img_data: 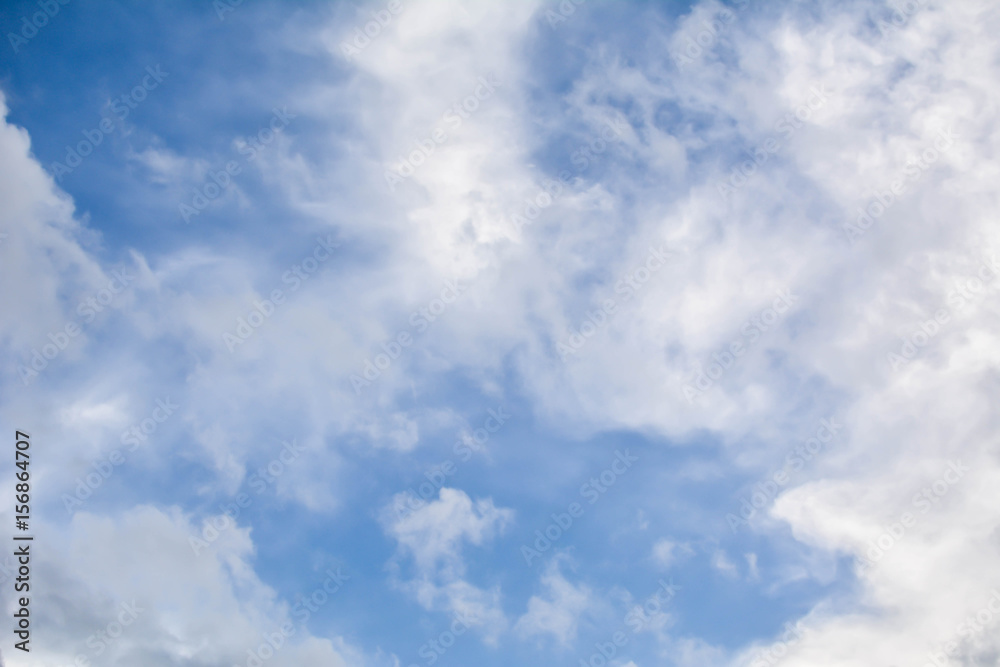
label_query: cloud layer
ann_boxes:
[2,0,999,665]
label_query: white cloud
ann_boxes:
[383,487,513,640]
[651,539,693,569]
[16,505,360,666]
[514,559,592,647]
[316,1,1000,660]
[0,92,109,364]
[3,0,1000,664]
[384,487,513,576]
[712,550,739,579]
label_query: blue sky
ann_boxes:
[1,0,999,666]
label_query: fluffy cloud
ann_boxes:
[514,558,593,647]
[0,92,112,376]
[3,0,999,664]
[18,506,359,666]
[383,487,513,640]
